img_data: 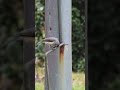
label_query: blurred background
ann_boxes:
[0,0,24,90]
[35,0,85,90]
[88,1,120,90]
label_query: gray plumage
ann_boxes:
[43,37,60,49]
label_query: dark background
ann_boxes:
[88,0,120,90]
[0,0,24,90]
[0,0,35,90]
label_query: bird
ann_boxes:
[43,37,60,49]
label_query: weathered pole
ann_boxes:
[58,0,72,90]
[45,0,72,90]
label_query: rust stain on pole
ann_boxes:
[60,45,64,62]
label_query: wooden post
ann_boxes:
[45,0,72,90]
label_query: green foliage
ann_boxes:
[72,4,85,72]
[74,59,85,73]
[35,0,85,72]
[35,0,45,61]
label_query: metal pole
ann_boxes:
[45,0,60,89]
[45,0,72,90]
[58,0,72,89]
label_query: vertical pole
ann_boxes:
[23,0,35,90]
[45,0,60,89]
[45,0,72,90]
[58,0,72,90]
